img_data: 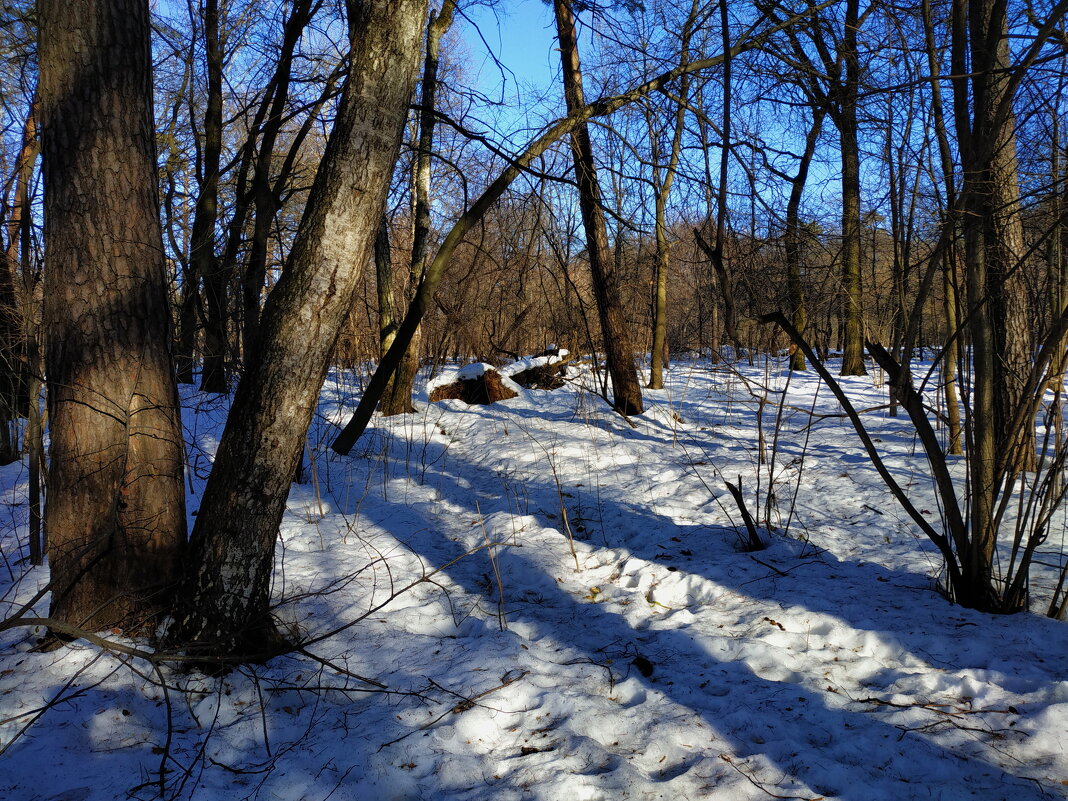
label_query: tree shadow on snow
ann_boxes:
[336,439,1058,801]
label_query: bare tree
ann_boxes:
[553,0,643,415]
[176,0,429,660]
[380,0,456,416]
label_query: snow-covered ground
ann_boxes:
[1,356,1067,801]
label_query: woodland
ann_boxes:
[1,0,1068,798]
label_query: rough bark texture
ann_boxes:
[553,0,643,416]
[177,0,427,660]
[39,0,187,632]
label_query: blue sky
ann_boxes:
[462,0,559,99]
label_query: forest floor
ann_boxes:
[1,356,1067,801]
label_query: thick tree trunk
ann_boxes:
[553,0,643,415]
[177,0,427,660]
[988,122,1033,472]
[39,0,187,632]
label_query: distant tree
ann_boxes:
[760,0,870,375]
[379,0,456,416]
[783,108,825,372]
[643,35,691,389]
[552,0,644,415]
[180,0,224,390]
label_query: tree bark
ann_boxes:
[380,0,455,416]
[952,0,1037,609]
[553,0,643,415]
[194,0,227,393]
[39,0,187,632]
[177,0,428,660]
[241,0,317,365]
[785,108,824,372]
[0,98,37,463]
[837,0,866,375]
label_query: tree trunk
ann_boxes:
[177,0,428,660]
[193,0,226,393]
[785,109,824,372]
[240,0,316,365]
[646,85,688,390]
[838,0,866,376]
[648,3,696,389]
[0,99,37,463]
[379,0,455,416]
[552,0,643,415]
[376,215,399,358]
[39,0,187,632]
[922,0,963,455]
[952,0,1032,609]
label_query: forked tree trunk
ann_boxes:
[553,0,643,415]
[646,81,688,390]
[240,0,316,365]
[177,0,428,660]
[647,2,696,390]
[39,0,187,632]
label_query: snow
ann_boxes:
[500,352,568,378]
[2,356,1068,800]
